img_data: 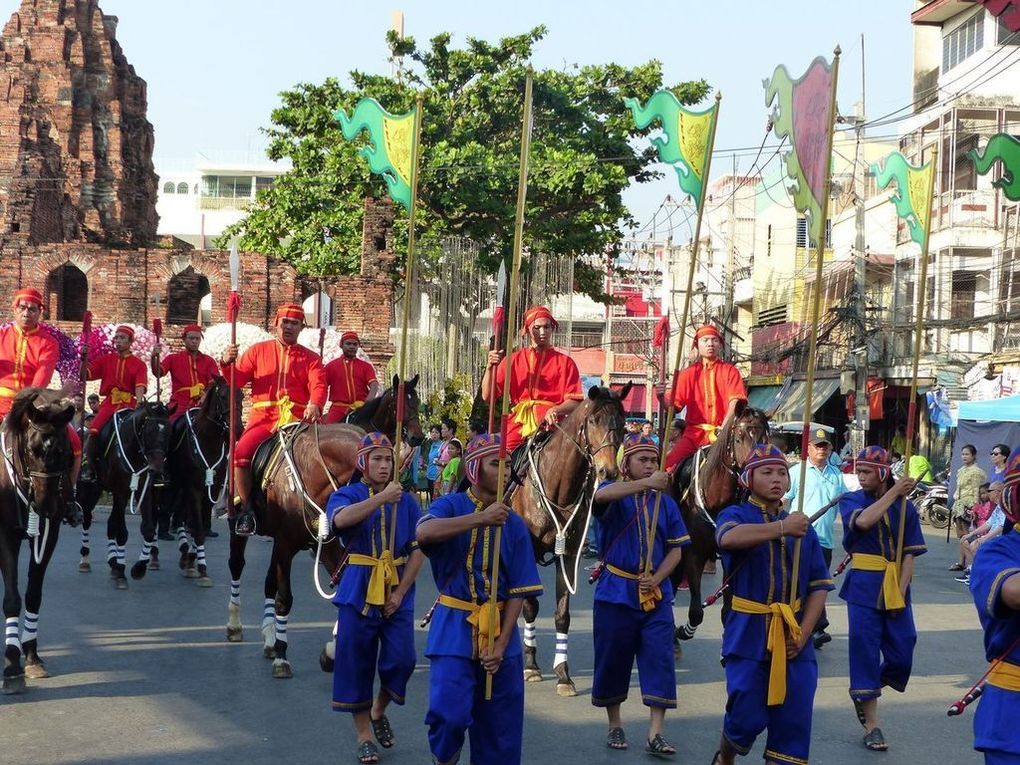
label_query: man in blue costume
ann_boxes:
[416,433,543,765]
[327,432,425,765]
[590,433,689,757]
[711,444,833,765]
[838,445,925,752]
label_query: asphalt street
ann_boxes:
[0,509,988,765]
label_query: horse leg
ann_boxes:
[271,547,294,679]
[78,482,98,573]
[22,519,61,679]
[676,553,705,643]
[225,524,248,643]
[551,565,577,697]
[0,528,25,694]
[130,492,158,580]
[261,545,279,658]
[190,488,212,587]
[522,596,543,682]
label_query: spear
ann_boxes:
[318,326,326,361]
[487,260,507,435]
[226,242,241,510]
[77,310,93,444]
[487,69,534,701]
[152,318,163,403]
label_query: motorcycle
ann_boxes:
[910,470,950,529]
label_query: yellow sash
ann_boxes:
[0,386,16,398]
[438,594,505,656]
[347,552,406,606]
[109,388,133,406]
[606,563,662,612]
[851,553,906,611]
[185,383,206,399]
[730,595,803,706]
[252,394,299,429]
[332,400,365,409]
[988,660,1020,692]
[693,423,720,443]
[510,398,555,439]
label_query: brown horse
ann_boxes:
[0,389,76,693]
[516,383,629,696]
[670,402,769,644]
[226,377,424,679]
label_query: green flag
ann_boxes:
[872,151,934,247]
[969,133,1020,201]
[335,98,418,211]
[625,90,716,207]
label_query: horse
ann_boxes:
[165,378,240,585]
[514,383,629,697]
[669,402,769,644]
[0,389,76,693]
[226,375,424,679]
[77,402,171,588]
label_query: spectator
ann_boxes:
[972,483,994,529]
[70,392,87,431]
[437,418,456,469]
[990,444,1010,482]
[950,444,987,572]
[907,453,933,482]
[467,420,485,442]
[956,482,1006,585]
[890,425,907,456]
[439,439,464,494]
[87,392,100,416]
[422,424,443,497]
[668,419,685,448]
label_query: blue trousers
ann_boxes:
[332,604,416,712]
[847,602,916,700]
[723,656,817,765]
[591,599,677,708]
[975,684,1020,759]
[425,653,524,765]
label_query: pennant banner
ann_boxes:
[764,56,836,247]
[334,97,417,211]
[625,90,716,206]
[968,133,1020,201]
[872,151,934,246]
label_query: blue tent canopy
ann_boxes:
[958,394,1020,423]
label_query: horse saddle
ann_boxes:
[675,446,709,506]
[509,429,552,487]
[99,410,135,459]
[251,423,309,492]
[168,410,198,451]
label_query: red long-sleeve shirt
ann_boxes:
[225,339,327,430]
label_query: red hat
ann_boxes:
[857,445,892,482]
[340,331,360,345]
[738,444,790,489]
[464,434,501,484]
[114,324,135,341]
[182,323,204,339]
[620,433,659,478]
[11,287,44,310]
[355,432,393,473]
[521,305,558,336]
[692,324,722,348]
[275,303,305,325]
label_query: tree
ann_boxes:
[220,26,709,300]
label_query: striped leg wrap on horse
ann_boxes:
[263,599,275,623]
[117,546,126,567]
[229,580,241,606]
[106,540,117,563]
[275,614,288,645]
[4,617,20,649]
[554,632,568,668]
[196,546,207,568]
[20,612,38,644]
[523,621,537,649]
[80,528,90,547]
[140,540,152,562]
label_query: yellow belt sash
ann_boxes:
[438,594,505,656]
[693,422,721,443]
[332,400,365,409]
[183,383,206,399]
[511,398,555,439]
[605,563,662,612]
[730,595,803,706]
[109,388,134,406]
[851,553,906,611]
[0,386,16,398]
[988,660,1020,692]
[252,394,299,428]
[347,552,406,606]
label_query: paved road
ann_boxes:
[0,510,988,764]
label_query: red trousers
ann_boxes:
[88,402,134,436]
[324,403,353,424]
[665,426,714,472]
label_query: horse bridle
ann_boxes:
[2,422,70,511]
[723,419,770,477]
[553,400,623,466]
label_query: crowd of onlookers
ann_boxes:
[949,442,1011,585]
[401,418,488,504]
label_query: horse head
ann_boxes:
[729,402,770,470]
[577,382,630,482]
[5,389,75,523]
[350,375,423,446]
[395,374,424,446]
[201,376,242,434]
[134,402,171,478]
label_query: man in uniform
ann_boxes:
[660,324,747,473]
[151,323,219,420]
[81,325,148,482]
[324,331,380,423]
[480,305,583,454]
[219,303,326,536]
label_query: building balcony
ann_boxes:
[199,195,255,211]
[898,188,998,243]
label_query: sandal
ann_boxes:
[948,563,964,571]
[607,727,628,750]
[852,697,867,728]
[863,727,888,752]
[357,740,380,764]
[710,752,722,765]
[646,734,677,758]
[370,714,394,748]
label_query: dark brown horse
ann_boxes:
[226,376,424,679]
[0,389,76,693]
[670,402,769,644]
[516,384,628,696]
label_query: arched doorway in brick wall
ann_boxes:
[167,266,212,326]
[43,262,89,321]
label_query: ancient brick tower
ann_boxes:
[0,0,158,246]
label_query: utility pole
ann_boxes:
[852,33,869,454]
[723,154,737,360]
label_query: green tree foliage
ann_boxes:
[220,26,709,299]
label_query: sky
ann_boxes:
[94,0,915,235]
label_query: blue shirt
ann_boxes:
[838,488,927,608]
[593,482,690,609]
[784,460,844,549]
[418,491,543,659]
[990,506,1007,532]
[326,482,421,616]
[971,529,1020,664]
[716,499,834,663]
[426,440,444,481]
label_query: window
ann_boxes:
[167,266,211,325]
[201,175,253,198]
[176,182,189,195]
[44,263,88,321]
[795,217,832,249]
[998,16,1020,45]
[758,305,788,327]
[951,271,977,320]
[943,10,985,72]
[162,181,175,194]
[256,176,275,194]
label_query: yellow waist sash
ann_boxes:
[730,595,803,706]
[605,563,662,612]
[0,386,17,398]
[511,398,555,439]
[851,553,906,612]
[988,660,1020,692]
[109,388,134,406]
[693,423,721,443]
[347,551,406,606]
[331,400,365,409]
[252,394,299,428]
[438,594,505,656]
[183,383,206,399]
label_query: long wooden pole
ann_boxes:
[486,69,533,701]
[896,144,938,576]
[790,47,841,605]
[645,92,722,574]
